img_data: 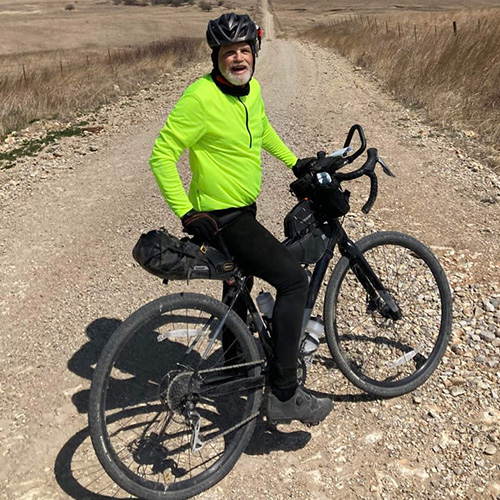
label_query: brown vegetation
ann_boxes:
[302,9,500,167]
[0,38,206,138]
[198,1,213,11]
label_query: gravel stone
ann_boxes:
[1,4,500,499]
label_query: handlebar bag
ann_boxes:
[290,176,350,219]
[314,179,350,218]
[132,230,235,281]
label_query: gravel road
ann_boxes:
[1,2,499,499]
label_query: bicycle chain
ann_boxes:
[188,359,265,450]
[198,359,265,374]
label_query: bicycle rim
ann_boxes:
[89,294,263,500]
[325,232,452,397]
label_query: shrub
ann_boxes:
[198,1,212,11]
[217,0,223,5]
[64,3,75,11]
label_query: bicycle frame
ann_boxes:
[219,217,403,360]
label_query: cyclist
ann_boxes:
[256,24,263,50]
[150,13,333,425]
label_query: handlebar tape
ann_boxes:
[362,172,378,214]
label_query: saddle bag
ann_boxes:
[132,230,235,281]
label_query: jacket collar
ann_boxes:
[210,68,250,97]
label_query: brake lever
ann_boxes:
[377,156,395,177]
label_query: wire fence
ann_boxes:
[0,40,200,83]
[330,14,493,41]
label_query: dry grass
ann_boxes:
[0,38,206,138]
[302,9,500,166]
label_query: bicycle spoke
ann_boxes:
[326,234,450,396]
[90,295,263,498]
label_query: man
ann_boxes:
[150,13,332,424]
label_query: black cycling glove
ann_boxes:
[292,157,316,178]
[181,210,219,244]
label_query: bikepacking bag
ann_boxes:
[132,230,235,281]
[283,200,330,264]
[289,175,350,219]
[314,178,350,218]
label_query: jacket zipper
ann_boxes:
[238,97,253,148]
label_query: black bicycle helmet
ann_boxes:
[206,13,258,50]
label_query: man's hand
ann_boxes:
[181,210,219,244]
[292,157,316,178]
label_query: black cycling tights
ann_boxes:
[216,209,309,392]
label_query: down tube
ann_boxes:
[301,237,338,332]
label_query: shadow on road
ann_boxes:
[54,423,133,500]
[68,317,122,414]
[58,313,382,498]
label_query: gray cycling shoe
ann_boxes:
[266,387,333,425]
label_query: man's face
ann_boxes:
[218,42,253,86]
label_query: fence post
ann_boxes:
[453,21,457,36]
[108,47,112,65]
[477,19,481,32]
[398,22,402,38]
[86,55,90,67]
[60,59,63,77]
[22,64,27,84]
[386,21,389,35]
[414,24,417,41]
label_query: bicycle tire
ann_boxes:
[324,231,452,398]
[89,293,263,500]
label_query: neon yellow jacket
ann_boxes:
[150,75,297,217]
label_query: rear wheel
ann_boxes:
[89,293,263,500]
[324,231,452,397]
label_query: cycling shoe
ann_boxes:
[266,386,333,425]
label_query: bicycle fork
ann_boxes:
[339,237,402,321]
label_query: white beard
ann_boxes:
[221,66,252,86]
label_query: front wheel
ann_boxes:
[324,231,452,398]
[89,293,263,500]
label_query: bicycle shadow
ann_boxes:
[56,315,381,499]
[68,317,122,414]
[54,420,134,500]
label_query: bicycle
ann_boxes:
[88,125,452,500]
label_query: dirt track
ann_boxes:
[1,1,500,499]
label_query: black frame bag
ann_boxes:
[283,200,330,264]
[132,230,235,281]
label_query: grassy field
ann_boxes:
[272,0,500,170]
[0,0,259,139]
[272,0,500,33]
[0,0,258,55]
[2,0,500,169]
